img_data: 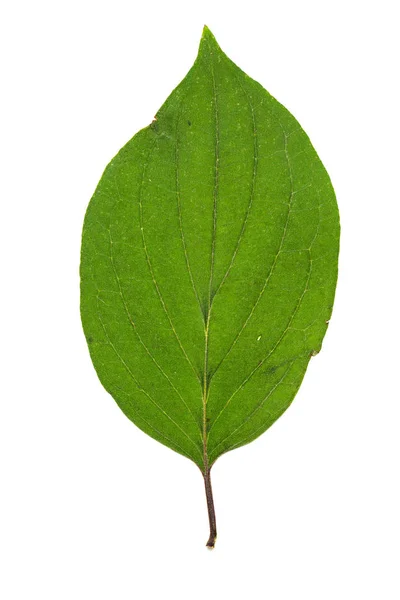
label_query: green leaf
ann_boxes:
[80,26,339,547]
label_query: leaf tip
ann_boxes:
[201,24,213,37]
[198,25,220,55]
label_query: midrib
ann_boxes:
[203,41,219,472]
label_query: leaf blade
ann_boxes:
[80,26,339,472]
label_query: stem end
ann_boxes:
[203,467,217,549]
[206,535,216,549]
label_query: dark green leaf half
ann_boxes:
[80,27,339,474]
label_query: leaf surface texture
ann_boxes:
[80,27,340,470]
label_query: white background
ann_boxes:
[1,0,399,598]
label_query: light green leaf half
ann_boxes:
[80,26,339,546]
